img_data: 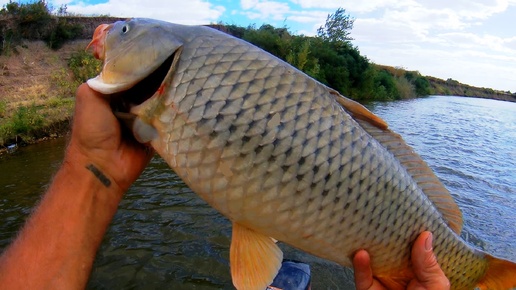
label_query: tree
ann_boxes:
[317,8,354,45]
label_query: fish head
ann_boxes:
[87,18,183,95]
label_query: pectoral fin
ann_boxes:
[132,117,158,144]
[230,222,283,290]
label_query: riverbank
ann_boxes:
[1,14,514,150]
[0,120,69,156]
[0,39,97,151]
[1,38,514,152]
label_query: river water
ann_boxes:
[0,96,514,289]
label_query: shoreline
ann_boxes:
[1,93,513,157]
[0,119,70,156]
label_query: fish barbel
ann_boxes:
[86,18,516,290]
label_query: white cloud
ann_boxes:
[65,0,225,25]
[239,0,291,21]
[292,0,412,12]
[437,32,516,56]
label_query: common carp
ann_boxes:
[86,18,516,290]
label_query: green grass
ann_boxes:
[0,101,6,118]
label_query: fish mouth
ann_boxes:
[110,51,176,113]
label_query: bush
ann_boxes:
[11,104,44,135]
[0,104,45,144]
[395,76,416,99]
[0,0,83,53]
[45,18,83,49]
[68,50,102,82]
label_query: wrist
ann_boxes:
[63,142,125,199]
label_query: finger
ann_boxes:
[411,232,450,290]
[353,250,386,290]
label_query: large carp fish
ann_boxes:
[85,18,516,289]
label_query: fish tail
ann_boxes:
[477,254,516,290]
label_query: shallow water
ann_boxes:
[0,96,514,289]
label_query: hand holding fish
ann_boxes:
[67,83,154,192]
[353,231,450,290]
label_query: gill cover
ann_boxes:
[87,18,183,94]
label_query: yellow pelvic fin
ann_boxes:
[230,222,283,290]
[355,119,463,234]
[329,89,388,130]
[478,254,516,290]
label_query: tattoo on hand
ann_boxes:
[86,164,111,187]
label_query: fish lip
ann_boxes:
[110,50,177,114]
[86,24,112,60]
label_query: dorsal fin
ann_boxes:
[329,90,463,234]
[329,89,388,130]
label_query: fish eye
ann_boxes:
[122,24,130,34]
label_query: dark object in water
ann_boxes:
[267,260,311,290]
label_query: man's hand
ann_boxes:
[353,231,450,290]
[67,83,153,192]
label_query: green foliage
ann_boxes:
[395,76,416,99]
[45,18,83,49]
[51,68,77,98]
[242,24,291,60]
[404,71,430,96]
[49,50,101,99]
[372,69,399,100]
[286,37,320,79]
[11,104,43,134]
[0,101,6,118]
[68,50,102,82]
[46,96,73,108]
[413,77,430,96]
[0,104,45,144]
[223,23,247,39]
[317,8,354,45]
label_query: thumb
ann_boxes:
[410,232,450,289]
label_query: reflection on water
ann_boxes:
[0,96,514,289]
[0,138,66,246]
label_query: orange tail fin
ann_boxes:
[477,254,516,290]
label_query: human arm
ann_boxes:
[353,231,450,290]
[0,84,153,289]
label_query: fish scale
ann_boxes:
[87,19,516,290]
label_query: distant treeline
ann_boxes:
[212,10,515,102]
[212,9,434,102]
[1,1,514,102]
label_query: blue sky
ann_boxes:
[4,0,516,92]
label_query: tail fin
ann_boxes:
[477,254,516,290]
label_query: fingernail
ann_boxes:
[425,233,433,251]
